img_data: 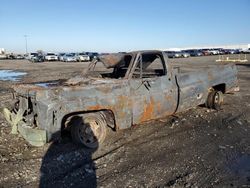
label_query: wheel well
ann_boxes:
[212,84,226,93]
[61,110,116,132]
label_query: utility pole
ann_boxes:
[24,35,28,54]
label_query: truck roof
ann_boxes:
[99,50,164,68]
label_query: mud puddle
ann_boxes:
[0,70,27,81]
[34,80,62,88]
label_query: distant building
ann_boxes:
[161,43,250,51]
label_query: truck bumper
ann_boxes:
[2,108,47,147]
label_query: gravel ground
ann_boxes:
[0,54,250,188]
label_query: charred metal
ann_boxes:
[2,50,239,147]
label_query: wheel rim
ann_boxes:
[213,91,223,110]
[214,93,220,104]
[79,117,103,146]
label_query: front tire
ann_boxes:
[70,113,107,148]
[206,90,223,110]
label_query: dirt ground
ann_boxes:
[0,54,250,188]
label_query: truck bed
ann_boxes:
[171,61,234,73]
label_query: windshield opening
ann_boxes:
[85,54,133,79]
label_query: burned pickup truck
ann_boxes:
[2,50,239,148]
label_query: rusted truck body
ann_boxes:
[2,50,239,147]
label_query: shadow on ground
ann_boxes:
[236,63,250,68]
[39,125,98,188]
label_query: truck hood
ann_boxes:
[13,77,125,96]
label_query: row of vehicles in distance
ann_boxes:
[1,48,250,61]
[28,52,99,62]
[165,48,250,58]
[0,53,26,60]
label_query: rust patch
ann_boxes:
[165,94,173,101]
[140,97,155,122]
[88,105,107,111]
[115,95,129,119]
[85,95,131,130]
[156,102,161,114]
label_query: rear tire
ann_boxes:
[70,113,107,148]
[206,90,223,110]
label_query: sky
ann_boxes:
[0,0,250,53]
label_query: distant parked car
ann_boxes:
[29,54,44,63]
[58,53,65,61]
[8,54,15,59]
[240,48,250,54]
[63,53,77,62]
[164,51,181,58]
[174,51,183,58]
[29,53,38,58]
[76,53,90,62]
[15,54,25,59]
[26,53,39,60]
[232,49,240,54]
[44,53,58,61]
[217,48,226,55]
[164,51,174,58]
[180,51,190,58]
[0,54,7,59]
[215,48,226,55]
[200,49,218,55]
[201,49,211,56]
[32,55,44,63]
[8,54,25,59]
[226,49,234,54]
[184,50,203,57]
[208,49,220,55]
[86,52,99,60]
[224,49,240,54]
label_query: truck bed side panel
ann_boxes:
[176,64,238,112]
